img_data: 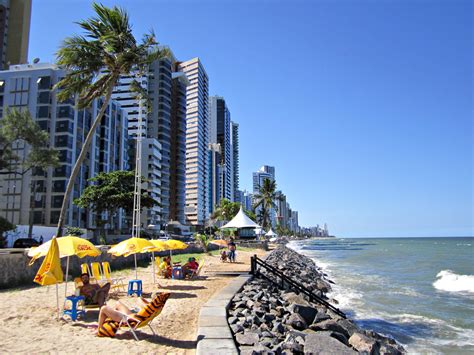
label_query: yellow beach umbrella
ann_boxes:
[164,239,188,251]
[150,239,167,251]
[28,236,101,261]
[162,239,188,264]
[33,237,63,319]
[209,239,228,248]
[108,237,155,279]
[28,236,101,299]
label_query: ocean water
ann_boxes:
[288,237,474,354]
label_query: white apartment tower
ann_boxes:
[179,58,209,227]
[0,63,129,229]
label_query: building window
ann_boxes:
[37,76,51,90]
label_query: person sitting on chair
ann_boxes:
[182,257,199,278]
[79,273,110,308]
[220,250,228,262]
[159,256,172,278]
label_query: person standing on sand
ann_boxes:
[228,240,236,262]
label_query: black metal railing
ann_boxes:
[250,255,346,318]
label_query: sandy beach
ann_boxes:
[0,249,265,354]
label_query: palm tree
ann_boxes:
[253,178,279,229]
[54,2,169,238]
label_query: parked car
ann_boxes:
[13,238,40,248]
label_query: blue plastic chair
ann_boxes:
[128,280,143,296]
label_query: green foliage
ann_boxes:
[74,170,158,231]
[212,199,256,223]
[0,108,59,174]
[253,178,280,229]
[53,2,169,238]
[64,226,84,237]
[275,224,291,237]
[194,233,210,253]
[55,2,169,108]
[0,216,15,248]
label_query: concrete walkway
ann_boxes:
[196,274,252,354]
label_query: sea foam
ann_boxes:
[433,270,474,294]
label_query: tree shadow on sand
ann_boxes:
[169,291,197,299]
[159,285,206,291]
[115,332,197,348]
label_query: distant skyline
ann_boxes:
[27,0,472,237]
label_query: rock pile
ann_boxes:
[228,246,405,354]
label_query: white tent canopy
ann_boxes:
[265,228,277,237]
[221,207,261,229]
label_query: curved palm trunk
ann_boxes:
[55,81,116,238]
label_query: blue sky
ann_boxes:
[28,0,472,237]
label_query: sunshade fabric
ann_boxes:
[33,237,63,286]
[149,239,167,252]
[163,239,188,250]
[28,236,101,263]
[265,229,277,237]
[108,237,155,257]
[221,207,261,229]
[209,239,229,247]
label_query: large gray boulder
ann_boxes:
[287,313,308,331]
[289,303,319,324]
[235,331,259,346]
[310,319,351,338]
[349,332,380,354]
[304,332,357,354]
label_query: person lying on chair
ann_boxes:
[96,293,171,339]
[98,298,148,329]
[79,273,110,308]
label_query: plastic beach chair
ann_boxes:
[190,261,204,279]
[102,261,126,292]
[80,263,98,284]
[91,262,109,286]
[97,293,171,340]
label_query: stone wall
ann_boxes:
[0,242,214,289]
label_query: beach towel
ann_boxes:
[97,292,170,338]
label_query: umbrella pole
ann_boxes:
[134,253,138,280]
[64,255,70,300]
[56,283,60,320]
[152,251,156,285]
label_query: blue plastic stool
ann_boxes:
[128,279,143,296]
[172,266,183,280]
[63,295,86,321]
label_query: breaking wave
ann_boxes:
[433,270,474,294]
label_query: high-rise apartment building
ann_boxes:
[111,52,188,228]
[252,165,275,193]
[0,0,31,69]
[179,58,209,227]
[231,121,239,202]
[209,96,232,202]
[237,190,253,212]
[0,63,129,230]
[252,165,277,227]
[207,143,222,216]
[169,63,188,224]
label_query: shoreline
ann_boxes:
[227,245,406,354]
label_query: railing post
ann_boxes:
[250,255,256,275]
